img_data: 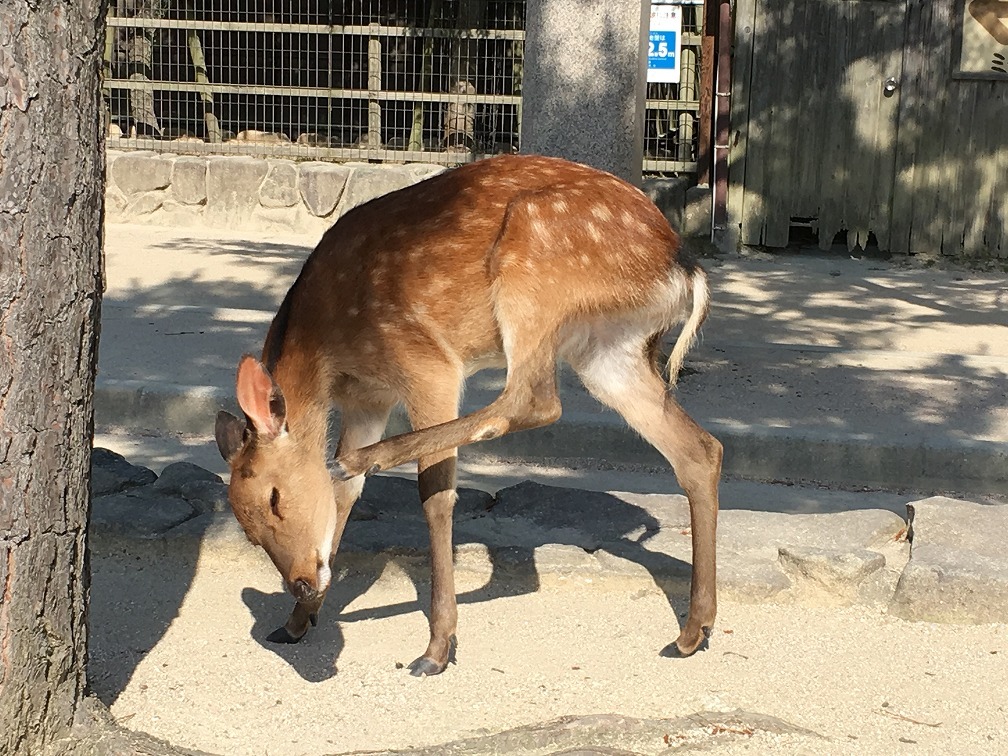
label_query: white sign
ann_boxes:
[648,4,683,84]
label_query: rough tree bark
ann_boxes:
[0,0,107,752]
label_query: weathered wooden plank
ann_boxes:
[973,81,1008,257]
[938,77,975,256]
[761,0,799,248]
[911,0,954,255]
[738,0,770,246]
[993,83,1008,257]
[733,0,1008,260]
[860,1,903,252]
[815,0,850,249]
[843,1,876,251]
[794,0,829,221]
[955,82,984,257]
[726,0,758,249]
[889,0,928,255]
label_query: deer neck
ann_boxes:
[266,327,331,457]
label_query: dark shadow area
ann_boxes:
[87,541,202,705]
[240,587,350,683]
[236,476,695,678]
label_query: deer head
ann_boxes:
[215,355,338,604]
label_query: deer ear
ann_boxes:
[235,355,287,440]
[215,410,247,463]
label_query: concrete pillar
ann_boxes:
[519,0,649,185]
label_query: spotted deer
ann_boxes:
[215,154,722,676]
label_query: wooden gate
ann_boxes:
[728,0,905,250]
[726,0,1008,258]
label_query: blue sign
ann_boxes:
[648,30,678,72]
[648,4,682,83]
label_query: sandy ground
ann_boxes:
[88,544,1008,755]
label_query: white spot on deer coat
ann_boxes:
[591,205,613,222]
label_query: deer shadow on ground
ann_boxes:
[241,476,696,682]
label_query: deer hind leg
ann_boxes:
[569,329,722,657]
[268,400,393,645]
[399,374,464,676]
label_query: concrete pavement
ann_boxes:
[88,221,1008,754]
[97,222,1008,497]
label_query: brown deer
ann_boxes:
[215,154,722,676]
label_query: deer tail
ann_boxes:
[666,266,710,386]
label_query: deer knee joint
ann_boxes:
[475,424,503,441]
[519,393,562,430]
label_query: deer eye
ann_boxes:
[269,488,281,519]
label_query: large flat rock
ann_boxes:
[890,497,1008,623]
[92,489,196,539]
[469,482,906,604]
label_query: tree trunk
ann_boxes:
[0,0,108,752]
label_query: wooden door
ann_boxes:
[728,0,906,250]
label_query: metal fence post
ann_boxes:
[367,26,382,150]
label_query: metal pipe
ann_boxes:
[713,0,732,235]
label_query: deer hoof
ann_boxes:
[407,656,447,677]
[660,626,712,658]
[407,636,457,677]
[266,626,305,645]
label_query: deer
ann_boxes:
[214,153,723,676]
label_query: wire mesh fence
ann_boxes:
[102,1,701,174]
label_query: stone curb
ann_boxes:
[94,379,1008,496]
[88,448,1008,624]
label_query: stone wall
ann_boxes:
[105,150,708,238]
[105,150,447,235]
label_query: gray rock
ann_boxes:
[91,448,157,495]
[340,165,416,213]
[684,185,712,238]
[124,192,165,217]
[259,162,299,208]
[519,0,647,183]
[717,557,792,602]
[91,490,195,538]
[340,518,431,556]
[110,152,173,195]
[179,478,230,514]
[778,546,885,598]
[491,481,669,551]
[643,176,688,229]
[717,508,906,561]
[164,511,249,550]
[408,164,446,183]
[890,497,1008,623]
[353,474,493,522]
[298,162,350,217]
[206,156,269,224]
[152,461,222,495]
[532,543,601,577]
[170,157,208,205]
[370,711,823,755]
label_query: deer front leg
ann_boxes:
[267,593,326,644]
[334,355,561,480]
[395,375,463,676]
[409,452,459,676]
